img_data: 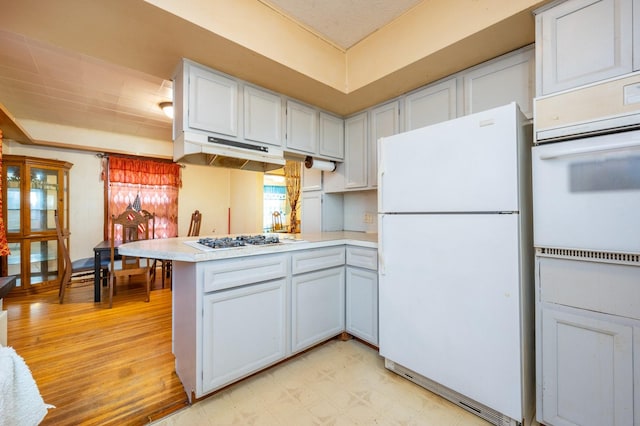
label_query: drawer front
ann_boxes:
[291,246,345,275]
[346,246,377,270]
[538,256,640,320]
[203,254,288,292]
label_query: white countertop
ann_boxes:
[117,231,378,262]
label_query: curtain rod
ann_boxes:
[96,152,186,168]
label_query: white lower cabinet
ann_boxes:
[202,278,287,393]
[345,246,378,346]
[536,256,640,426]
[345,267,377,345]
[173,244,380,401]
[539,306,634,426]
[291,266,345,353]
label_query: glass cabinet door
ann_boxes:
[2,156,72,294]
[30,167,59,233]
[6,164,21,234]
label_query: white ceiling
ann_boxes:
[0,1,423,144]
[259,0,423,50]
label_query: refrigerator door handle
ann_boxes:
[378,215,385,276]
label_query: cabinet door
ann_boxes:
[345,266,378,345]
[635,0,640,71]
[301,192,322,234]
[404,78,457,131]
[539,306,633,426]
[244,85,282,146]
[463,46,534,119]
[369,101,399,188]
[188,64,239,137]
[301,192,344,233]
[536,0,634,95]
[202,279,287,393]
[344,112,368,189]
[286,100,317,154]
[291,266,345,353]
[318,112,344,160]
[302,166,322,192]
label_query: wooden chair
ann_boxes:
[141,209,172,289]
[55,210,107,303]
[108,208,152,308]
[54,210,72,304]
[188,210,202,237]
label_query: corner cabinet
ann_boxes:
[345,246,378,346]
[2,156,72,294]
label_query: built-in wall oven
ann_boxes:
[532,72,640,426]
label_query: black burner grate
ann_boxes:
[198,235,280,249]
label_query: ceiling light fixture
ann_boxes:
[159,101,174,119]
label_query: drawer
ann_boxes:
[291,246,345,275]
[346,246,377,270]
[203,254,288,292]
[538,256,640,320]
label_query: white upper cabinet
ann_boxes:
[344,112,368,189]
[243,85,282,147]
[318,112,344,160]
[635,0,640,71]
[286,100,318,155]
[536,0,635,95]
[404,78,457,131]
[187,62,239,137]
[302,166,322,192]
[369,101,399,188]
[464,46,535,119]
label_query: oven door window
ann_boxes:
[570,156,640,192]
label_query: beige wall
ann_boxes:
[229,169,265,234]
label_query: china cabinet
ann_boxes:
[2,155,72,294]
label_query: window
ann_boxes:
[103,155,181,239]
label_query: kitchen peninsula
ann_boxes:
[118,232,378,402]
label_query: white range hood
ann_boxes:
[174,131,286,172]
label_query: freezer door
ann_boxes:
[378,103,526,213]
[379,213,525,420]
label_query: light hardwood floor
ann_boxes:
[5,273,188,425]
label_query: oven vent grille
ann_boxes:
[537,247,640,265]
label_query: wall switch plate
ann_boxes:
[623,83,640,105]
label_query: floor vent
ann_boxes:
[536,247,640,265]
[384,359,520,426]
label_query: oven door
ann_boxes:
[532,129,640,254]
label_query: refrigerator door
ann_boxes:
[379,213,524,420]
[378,103,525,214]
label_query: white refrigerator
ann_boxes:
[378,103,535,426]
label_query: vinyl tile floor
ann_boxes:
[153,338,493,426]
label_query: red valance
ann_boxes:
[108,156,182,188]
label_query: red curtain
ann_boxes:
[0,130,10,256]
[106,156,181,239]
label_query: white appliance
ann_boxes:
[532,80,640,426]
[534,71,640,143]
[378,103,534,426]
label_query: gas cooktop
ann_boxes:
[197,234,280,249]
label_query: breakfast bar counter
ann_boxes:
[117,231,378,402]
[116,231,377,261]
